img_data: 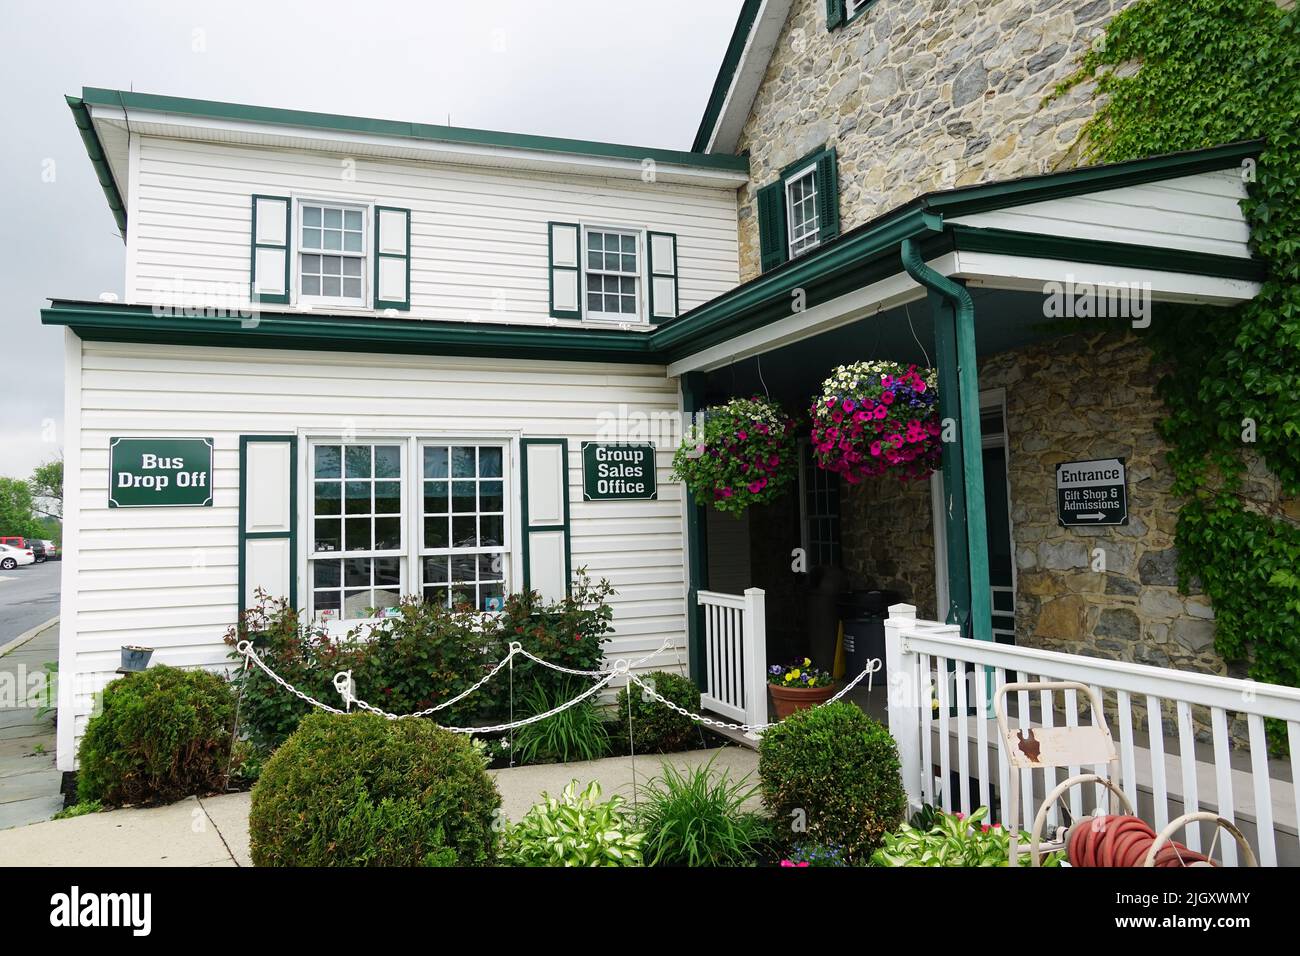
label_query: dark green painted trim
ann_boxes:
[81,87,749,174]
[42,300,661,363]
[949,225,1266,282]
[520,438,572,599]
[66,96,127,237]
[548,222,582,320]
[238,435,299,616]
[842,0,880,27]
[373,205,412,311]
[250,195,291,306]
[681,371,710,691]
[928,287,971,630]
[691,0,764,153]
[826,0,846,30]
[647,231,679,320]
[901,239,991,644]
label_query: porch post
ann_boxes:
[681,371,710,689]
[930,284,992,643]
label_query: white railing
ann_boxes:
[884,604,1300,866]
[697,588,767,729]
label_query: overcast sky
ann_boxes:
[0,0,742,482]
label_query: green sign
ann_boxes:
[109,438,214,508]
[581,442,657,501]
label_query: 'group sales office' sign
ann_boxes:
[581,442,657,500]
[109,438,214,508]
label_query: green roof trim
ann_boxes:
[691,0,764,153]
[67,96,127,237]
[42,300,669,364]
[79,87,750,174]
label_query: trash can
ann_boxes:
[837,589,900,684]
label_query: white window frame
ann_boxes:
[416,439,512,612]
[784,164,820,260]
[294,197,370,309]
[581,224,647,324]
[302,433,518,637]
[846,0,875,20]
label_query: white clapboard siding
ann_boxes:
[61,339,688,761]
[129,136,738,321]
[950,170,1253,259]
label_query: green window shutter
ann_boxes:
[647,232,679,320]
[548,222,581,319]
[757,181,788,273]
[826,0,847,30]
[239,435,298,614]
[815,147,841,242]
[373,206,411,310]
[250,195,290,305]
[521,438,571,601]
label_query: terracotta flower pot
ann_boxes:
[769,682,838,720]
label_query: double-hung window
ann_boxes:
[309,442,404,622]
[307,438,512,625]
[785,164,821,259]
[584,227,642,321]
[419,443,508,610]
[756,146,840,273]
[298,201,367,306]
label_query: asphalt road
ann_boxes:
[0,560,60,645]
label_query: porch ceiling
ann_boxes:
[662,140,1266,377]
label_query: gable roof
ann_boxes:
[692,0,793,153]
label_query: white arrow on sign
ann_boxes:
[1075,512,1107,520]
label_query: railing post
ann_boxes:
[743,588,767,730]
[885,603,923,812]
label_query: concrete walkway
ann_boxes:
[0,745,758,866]
[0,619,62,830]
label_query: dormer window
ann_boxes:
[298,201,367,305]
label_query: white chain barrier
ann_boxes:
[234,638,885,736]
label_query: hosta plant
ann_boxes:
[810,361,941,484]
[672,396,797,515]
[870,806,1064,867]
[502,780,645,867]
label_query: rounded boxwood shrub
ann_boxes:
[616,670,701,754]
[250,711,501,866]
[758,701,907,863]
[77,665,235,806]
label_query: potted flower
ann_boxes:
[767,658,837,719]
[671,396,797,516]
[809,361,941,484]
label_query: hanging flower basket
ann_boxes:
[809,361,941,484]
[672,396,797,515]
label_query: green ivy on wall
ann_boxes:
[1054,0,1300,700]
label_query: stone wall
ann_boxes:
[841,475,938,620]
[735,0,1138,281]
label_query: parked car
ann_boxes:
[0,536,31,549]
[39,539,59,560]
[28,540,47,563]
[0,543,35,570]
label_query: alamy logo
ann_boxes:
[49,886,151,937]
[1042,274,1152,328]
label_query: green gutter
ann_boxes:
[691,0,763,153]
[900,238,991,645]
[67,96,127,237]
[80,87,750,174]
[42,301,666,364]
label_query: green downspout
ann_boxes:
[900,238,992,643]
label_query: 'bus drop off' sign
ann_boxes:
[109,438,214,508]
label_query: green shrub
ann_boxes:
[634,757,772,866]
[249,711,500,866]
[502,780,644,867]
[616,670,701,754]
[870,806,1064,867]
[512,680,610,764]
[758,701,906,864]
[76,665,235,806]
[227,573,616,748]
